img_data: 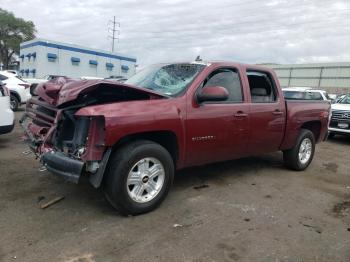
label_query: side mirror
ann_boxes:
[197,86,229,103]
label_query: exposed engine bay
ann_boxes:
[20,77,167,185]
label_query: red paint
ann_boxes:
[23,62,330,172]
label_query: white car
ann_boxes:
[282,87,331,101]
[0,81,15,135]
[0,71,31,110]
[329,93,350,137]
[4,70,19,76]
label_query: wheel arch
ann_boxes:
[112,130,179,165]
[10,90,21,103]
[89,130,180,189]
[300,121,321,142]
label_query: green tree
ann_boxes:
[0,8,36,69]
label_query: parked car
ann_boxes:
[4,70,19,76]
[80,76,104,80]
[0,81,15,135]
[105,75,128,83]
[21,62,330,215]
[328,93,350,138]
[0,71,31,110]
[335,94,346,103]
[282,87,331,102]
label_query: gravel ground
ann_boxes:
[0,111,349,262]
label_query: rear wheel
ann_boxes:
[103,140,174,215]
[10,94,19,111]
[283,129,315,171]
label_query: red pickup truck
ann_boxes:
[21,62,330,215]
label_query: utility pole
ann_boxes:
[108,16,120,53]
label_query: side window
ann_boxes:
[0,74,8,81]
[203,69,243,102]
[311,92,323,100]
[247,71,277,103]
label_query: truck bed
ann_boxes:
[281,100,330,150]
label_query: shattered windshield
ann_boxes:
[125,63,206,96]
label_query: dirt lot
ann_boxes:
[1,111,350,262]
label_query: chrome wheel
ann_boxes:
[298,138,312,165]
[126,157,165,203]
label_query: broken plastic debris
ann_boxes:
[173,224,183,228]
[40,196,65,209]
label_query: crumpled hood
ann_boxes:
[331,103,350,111]
[36,78,168,107]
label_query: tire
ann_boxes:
[103,140,174,216]
[10,94,19,111]
[283,129,315,171]
[327,132,335,139]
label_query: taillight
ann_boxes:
[19,83,30,89]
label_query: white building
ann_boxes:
[19,38,136,79]
[263,62,350,93]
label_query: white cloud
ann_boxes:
[1,0,350,66]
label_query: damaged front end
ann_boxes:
[20,98,108,185]
[20,78,167,186]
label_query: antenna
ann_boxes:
[108,16,120,53]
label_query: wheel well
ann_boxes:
[114,131,179,164]
[10,91,21,103]
[301,121,321,141]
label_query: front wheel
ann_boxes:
[283,129,315,171]
[103,140,174,215]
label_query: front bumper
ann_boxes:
[41,151,84,183]
[328,127,350,135]
[0,121,15,135]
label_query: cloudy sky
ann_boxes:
[2,0,350,66]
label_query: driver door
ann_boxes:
[185,68,250,166]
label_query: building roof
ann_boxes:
[20,38,136,63]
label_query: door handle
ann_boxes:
[234,111,248,118]
[272,110,283,115]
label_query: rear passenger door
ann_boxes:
[245,70,286,154]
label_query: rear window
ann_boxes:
[247,71,277,103]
